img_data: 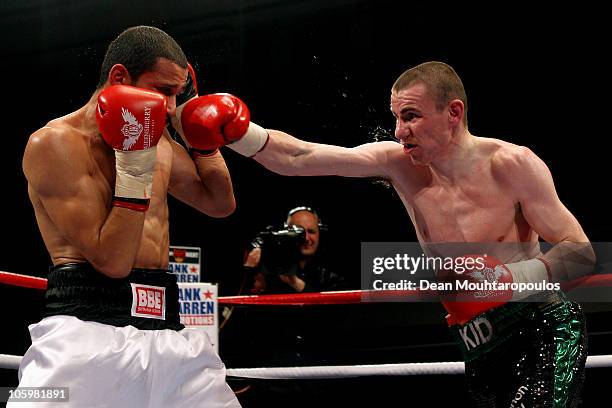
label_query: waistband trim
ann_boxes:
[45,262,183,331]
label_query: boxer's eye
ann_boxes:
[402,113,417,122]
[156,87,174,96]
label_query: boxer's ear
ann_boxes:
[448,99,464,126]
[108,64,132,85]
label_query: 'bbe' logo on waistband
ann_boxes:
[130,283,166,320]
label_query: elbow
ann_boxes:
[575,242,596,278]
[106,268,132,279]
[97,266,132,279]
[584,242,596,269]
[92,259,132,279]
[210,203,236,218]
[559,239,596,280]
[572,237,596,268]
[205,197,237,218]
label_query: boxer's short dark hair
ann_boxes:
[97,26,188,88]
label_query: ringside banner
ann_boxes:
[178,283,218,353]
[169,246,201,283]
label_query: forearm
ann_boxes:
[279,273,306,292]
[89,208,146,278]
[505,150,594,282]
[504,240,595,300]
[253,129,387,178]
[540,239,595,282]
[192,152,236,217]
[253,129,316,176]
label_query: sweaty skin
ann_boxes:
[23,58,235,277]
[252,83,590,280]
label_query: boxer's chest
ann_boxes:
[407,179,519,243]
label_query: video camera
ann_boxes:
[251,225,306,275]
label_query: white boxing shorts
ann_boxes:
[9,315,241,408]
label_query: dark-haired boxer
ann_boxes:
[210,61,594,407]
[17,26,248,407]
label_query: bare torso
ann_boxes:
[28,109,173,269]
[387,137,539,259]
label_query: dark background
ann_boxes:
[0,1,610,406]
[2,0,609,284]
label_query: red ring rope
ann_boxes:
[0,271,48,290]
[2,270,612,306]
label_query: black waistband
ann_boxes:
[45,262,183,330]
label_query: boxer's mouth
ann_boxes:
[404,143,418,153]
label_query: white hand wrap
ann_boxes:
[226,121,269,157]
[506,258,550,300]
[114,147,157,200]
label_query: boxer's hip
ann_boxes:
[44,262,183,330]
[451,293,587,407]
[449,291,584,361]
[14,315,240,407]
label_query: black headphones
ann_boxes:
[284,206,327,231]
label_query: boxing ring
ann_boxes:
[2,270,612,382]
[2,352,611,378]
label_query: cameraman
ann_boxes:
[244,206,347,294]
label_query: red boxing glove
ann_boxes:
[179,93,250,151]
[439,255,513,326]
[96,85,167,211]
[96,85,167,151]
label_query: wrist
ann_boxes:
[293,277,306,292]
[189,147,219,159]
[114,147,157,201]
[281,274,305,292]
[226,121,269,157]
[536,257,553,281]
[506,258,550,285]
[506,258,550,301]
[112,196,150,212]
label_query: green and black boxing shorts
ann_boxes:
[449,292,587,407]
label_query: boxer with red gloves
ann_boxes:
[224,61,591,407]
[19,26,240,408]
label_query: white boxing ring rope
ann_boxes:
[227,361,468,378]
[2,354,612,379]
[0,354,21,371]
